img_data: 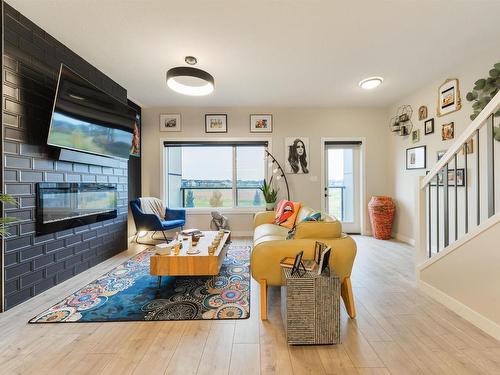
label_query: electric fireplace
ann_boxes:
[36,183,117,235]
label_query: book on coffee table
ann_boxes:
[181,229,203,236]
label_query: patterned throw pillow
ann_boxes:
[274,199,302,229]
[301,212,322,222]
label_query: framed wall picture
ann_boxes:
[285,137,309,174]
[437,79,462,117]
[461,138,474,154]
[411,129,420,143]
[159,114,181,132]
[418,105,428,120]
[440,168,466,186]
[406,145,426,170]
[205,114,227,133]
[250,114,272,133]
[437,150,447,161]
[130,111,141,157]
[431,168,466,187]
[424,118,434,135]
[442,122,455,141]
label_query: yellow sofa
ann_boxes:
[251,206,357,320]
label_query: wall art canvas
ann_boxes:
[406,146,426,170]
[437,79,462,117]
[160,114,181,132]
[285,137,309,174]
[250,114,272,133]
[205,114,227,133]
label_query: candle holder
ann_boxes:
[173,243,180,255]
[208,245,215,255]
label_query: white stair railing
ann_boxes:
[417,91,500,262]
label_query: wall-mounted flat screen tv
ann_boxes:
[47,64,136,159]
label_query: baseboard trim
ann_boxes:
[419,279,500,341]
[394,232,415,246]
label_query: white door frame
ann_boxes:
[320,137,367,235]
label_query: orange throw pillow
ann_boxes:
[274,200,302,229]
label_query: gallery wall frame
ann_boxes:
[406,145,426,170]
[437,79,462,117]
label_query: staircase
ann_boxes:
[415,91,500,340]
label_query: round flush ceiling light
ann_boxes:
[358,76,384,90]
[166,65,214,96]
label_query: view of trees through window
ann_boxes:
[166,145,265,208]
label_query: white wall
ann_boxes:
[419,215,500,340]
[388,52,500,243]
[141,107,391,234]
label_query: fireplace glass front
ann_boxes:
[36,183,117,235]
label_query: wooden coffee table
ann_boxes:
[150,231,231,287]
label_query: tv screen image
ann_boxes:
[47,65,136,159]
[50,111,133,159]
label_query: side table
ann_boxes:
[280,266,340,345]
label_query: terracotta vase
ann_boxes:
[368,196,395,240]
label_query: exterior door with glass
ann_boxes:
[324,142,361,234]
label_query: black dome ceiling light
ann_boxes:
[166,56,214,96]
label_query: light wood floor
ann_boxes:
[0,236,499,375]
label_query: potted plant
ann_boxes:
[0,193,17,238]
[259,178,279,211]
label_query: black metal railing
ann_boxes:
[327,185,346,221]
[421,92,499,259]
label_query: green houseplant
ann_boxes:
[466,62,500,121]
[0,193,17,238]
[259,178,279,211]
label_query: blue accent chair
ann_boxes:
[130,199,186,243]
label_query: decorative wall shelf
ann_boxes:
[390,105,413,136]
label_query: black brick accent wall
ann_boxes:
[2,3,129,310]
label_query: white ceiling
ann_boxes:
[7,0,500,108]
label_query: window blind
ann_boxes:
[163,140,268,147]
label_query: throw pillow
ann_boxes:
[301,212,322,222]
[274,199,302,229]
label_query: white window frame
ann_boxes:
[160,137,272,214]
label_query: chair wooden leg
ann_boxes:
[260,279,268,320]
[341,277,356,318]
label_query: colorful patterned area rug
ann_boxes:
[29,244,251,323]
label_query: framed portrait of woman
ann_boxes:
[285,137,309,174]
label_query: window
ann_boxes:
[165,142,267,209]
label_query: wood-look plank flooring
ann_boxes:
[0,236,499,374]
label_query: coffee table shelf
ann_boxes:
[150,231,230,282]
